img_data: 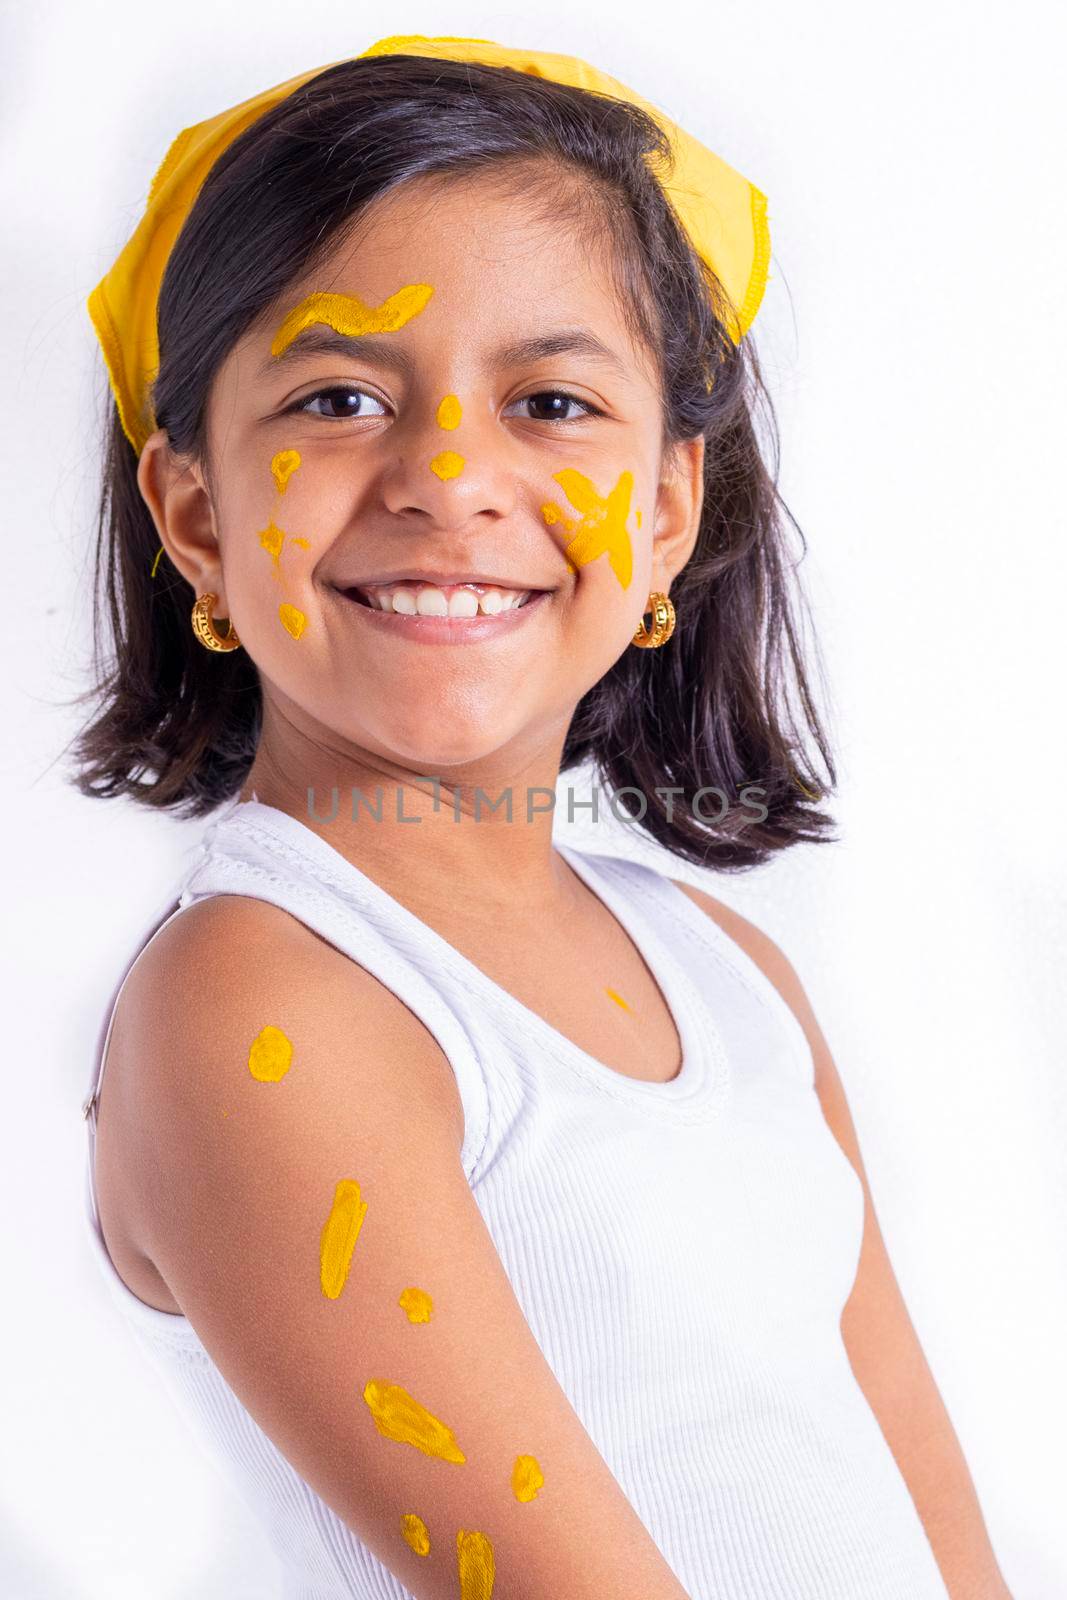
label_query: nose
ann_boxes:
[379,398,519,526]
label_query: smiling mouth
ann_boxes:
[340,580,544,618]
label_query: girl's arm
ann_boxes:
[673,881,1014,1600]
[112,893,695,1600]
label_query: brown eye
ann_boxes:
[507,390,600,422]
[294,386,388,419]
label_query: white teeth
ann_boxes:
[358,582,532,617]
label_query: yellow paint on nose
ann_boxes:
[248,1024,293,1081]
[456,1529,495,1598]
[270,449,301,494]
[398,1286,434,1323]
[400,1513,431,1557]
[320,1179,368,1299]
[271,285,434,357]
[279,603,306,639]
[436,394,462,430]
[541,468,635,591]
[430,450,464,480]
[362,1379,467,1463]
[511,1453,545,1502]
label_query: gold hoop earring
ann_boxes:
[631,591,675,649]
[191,593,242,653]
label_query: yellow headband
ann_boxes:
[88,34,771,457]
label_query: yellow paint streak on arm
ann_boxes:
[247,1024,293,1081]
[398,1285,434,1323]
[400,1512,431,1556]
[362,1379,467,1462]
[511,1453,545,1502]
[604,988,632,1012]
[319,1178,368,1299]
[456,1528,495,1598]
[436,394,462,429]
[270,285,434,357]
[430,451,464,480]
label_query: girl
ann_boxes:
[73,35,1010,1600]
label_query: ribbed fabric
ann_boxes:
[81,798,949,1600]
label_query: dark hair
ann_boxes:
[66,53,838,869]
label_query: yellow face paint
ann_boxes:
[541,468,635,590]
[456,1529,495,1599]
[430,450,464,480]
[605,988,632,1012]
[320,1179,368,1300]
[259,518,286,566]
[362,1379,466,1463]
[248,1025,293,1081]
[511,1453,545,1503]
[400,1513,431,1557]
[398,1286,434,1324]
[279,603,306,639]
[150,545,164,578]
[436,394,462,430]
[271,449,302,494]
[271,285,434,358]
[636,508,643,528]
[290,536,311,550]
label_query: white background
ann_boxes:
[3,1,1064,1595]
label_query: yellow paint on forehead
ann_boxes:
[605,988,632,1012]
[430,450,464,480]
[279,603,306,639]
[511,1453,545,1503]
[436,394,462,430]
[541,468,635,591]
[271,449,301,494]
[400,1513,431,1557]
[398,1286,434,1323]
[456,1529,495,1599]
[362,1379,467,1463]
[247,1024,293,1081]
[320,1179,368,1300]
[271,285,434,358]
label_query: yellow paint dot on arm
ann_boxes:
[604,987,632,1012]
[511,1453,545,1503]
[398,1285,434,1323]
[248,1024,293,1081]
[362,1379,466,1462]
[436,394,462,429]
[400,1512,431,1557]
[320,1179,368,1299]
[279,603,306,639]
[456,1528,495,1598]
[430,451,464,480]
[270,285,434,358]
[270,449,301,494]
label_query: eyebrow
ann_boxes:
[256,325,631,382]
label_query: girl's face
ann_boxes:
[146,169,704,777]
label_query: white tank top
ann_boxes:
[81,798,948,1599]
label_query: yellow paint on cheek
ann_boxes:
[605,988,632,1012]
[271,285,434,358]
[259,518,286,566]
[456,1529,495,1599]
[279,603,306,639]
[400,1513,431,1557]
[398,1286,434,1323]
[541,468,635,591]
[248,1025,293,1081]
[290,536,311,550]
[436,394,462,430]
[362,1380,467,1463]
[511,1453,545,1503]
[430,450,464,480]
[271,449,302,494]
[636,508,643,528]
[320,1179,368,1299]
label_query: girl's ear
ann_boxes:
[137,429,227,606]
[651,434,705,587]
